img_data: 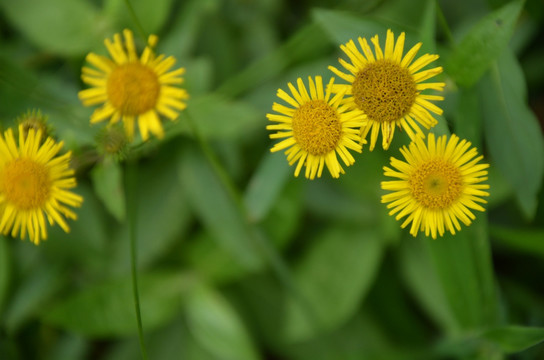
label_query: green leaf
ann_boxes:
[311,8,387,45]
[0,0,110,56]
[480,50,544,218]
[4,264,66,333]
[490,225,544,258]
[103,0,175,35]
[160,0,219,60]
[398,236,460,335]
[91,159,126,222]
[453,86,483,147]
[437,325,544,357]
[185,285,261,360]
[418,0,437,53]
[178,142,263,270]
[43,183,110,277]
[486,165,513,208]
[425,216,499,331]
[44,334,87,360]
[172,95,262,140]
[260,179,303,250]
[216,23,330,97]
[244,152,292,222]
[482,326,544,353]
[283,227,384,342]
[445,0,524,87]
[285,311,414,360]
[0,237,10,317]
[42,271,194,336]
[183,231,248,285]
[103,317,221,360]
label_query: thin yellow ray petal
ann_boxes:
[277,88,299,108]
[392,31,405,63]
[271,137,296,152]
[416,82,446,91]
[90,104,116,124]
[266,113,292,123]
[384,29,395,59]
[400,42,422,68]
[294,152,307,177]
[358,37,375,62]
[328,66,355,83]
[138,113,151,141]
[156,104,180,120]
[409,54,439,73]
[370,34,384,60]
[123,29,138,61]
[413,67,443,82]
[86,53,115,73]
[341,40,366,68]
[288,81,304,104]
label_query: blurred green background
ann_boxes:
[1,0,544,359]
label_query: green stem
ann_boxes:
[436,0,455,47]
[126,160,149,360]
[124,0,147,41]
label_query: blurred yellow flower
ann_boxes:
[381,133,490,239]
[78,29,188,141]
[329,29,445,150]
[0,125,83,245]
[267,76,365,179]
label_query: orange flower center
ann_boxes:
[409,159,463,209]
[1,158,51,210]
[292,100,342,156]
[352,59,417,123]
[107,63,160,116]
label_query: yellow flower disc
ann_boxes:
[409,160,463,210]
[292,100,342,156]
[1,159,51,210]
[107,63,161,116]
[352,60,417,124]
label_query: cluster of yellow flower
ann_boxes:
[267,30,490,239]
[2,29,188,245]
[2,28,490,244]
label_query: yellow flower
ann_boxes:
[267,76,365,179]
[381,133,490,239]
[0,125,83,245]
[329,29,445,151]
[78,29,188,141]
